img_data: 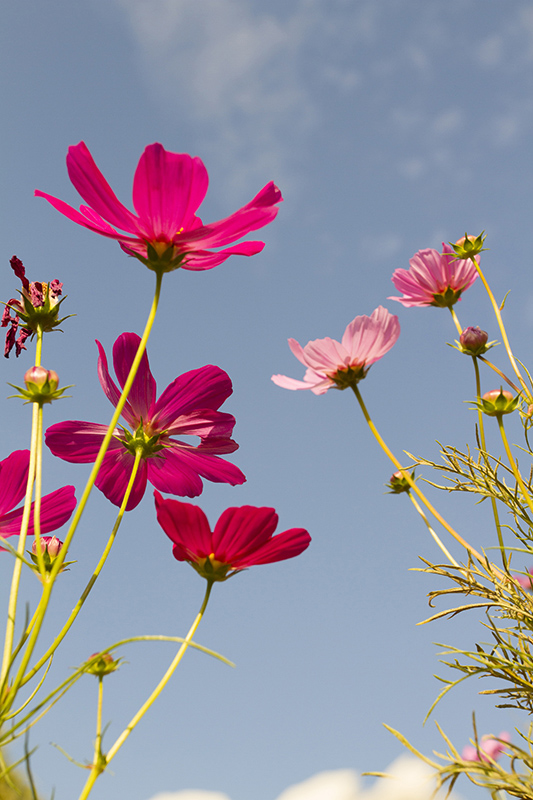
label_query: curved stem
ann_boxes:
[471,256,531,401]
[449,307,463,337]
[351,385,500,572]
[477,356,520,394]
[8,270,164,702]
[496,414,533,520]
[472,357,508,572]
[407,493,459,566]
[21,449,144,686]
[77,581,214,800]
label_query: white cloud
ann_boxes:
[146,758,463,800]
[476,35,504,67]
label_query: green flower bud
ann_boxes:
[480,389,519,417]
[84,652,120,677]
[450,232,486,259]
[386,470,414,494]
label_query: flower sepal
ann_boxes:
[83,651,121,677]
[9,367,72,405]
[126,242,189,274]
[476,389,520,417]
[386,469,415,494]
[189,554,240,583]
[450,232,487,260]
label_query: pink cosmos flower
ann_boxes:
[389,243,478,308]
[35,142,282,272]
[0,450,76,544]
[155,492,311,582]
[514,568,533,590]
[462,732,511,763]
[45,333,245,511]
[271,306,400,395]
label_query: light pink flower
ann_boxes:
[271,306,400,395]
[389,244,478,308]
[514,568,533,590]
[45,333,245,511]
[462,732,510,763]
[0,450,76,544]
[35,142,282,272]
[155,492,311,582]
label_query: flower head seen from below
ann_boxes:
[271,306,400,395]
[0,450,76,546]
[462,732,511,763]
[155,493,311,582]
[35,142,282,273]
[2,256,67,358]
[389,243,478,308]
[45,333,246,511]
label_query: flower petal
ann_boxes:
[232,527,311,567]
[0,451,29,517]
[112,333,156,420]
[0,485,76,537]
[154,491,213,561]
[132,144,209,241]
[212,506,278,563]
[152,366,233,430]
[148,450,204,497]
[165,410,236,439]
[182,242,265,271]
[95,450,148,510]
[46,421,119,463]
[96,340,137,428]
[168,445,246,488]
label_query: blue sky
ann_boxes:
[1,2,533,799]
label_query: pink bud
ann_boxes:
[24,366,59,392]
[32,535,62,558]
[460,326,488,356]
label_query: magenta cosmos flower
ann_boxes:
[389,243,478,308]
[35,142,282,272]
[155,492,311,581]
[462,732,510,763]
[271,306,400,395]
[0,450,75,544]
[45,333,245,511]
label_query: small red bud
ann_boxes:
[32,535,62,558]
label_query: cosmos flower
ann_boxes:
[45,333,245,511]
[271,306,400,395]
[35,142,282,272]
[389,244,478,308]
[462,732,511,763]
[155,492,311,581]
[513,568,533,590]
[0,450,76,543]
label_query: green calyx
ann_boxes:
[450,231,487,260]
[477,389,520,417]
[189,555,241,583]
[83,652,121,677]
[119,421,166,458]
[330,364,368,390]
[431,287,464,308]
[8,382,72,406]
[17,290,71,334]
[128,242,189,274]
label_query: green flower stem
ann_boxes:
[470,255,531,401]
[407,493,459,567]
[0,327,44,693]
[7,269,164,703]
[351,385,498,570]
[496,414,533,520]
[77,581,214,800]
[477,356,520,394]
[21,449,144,687]
[472,357,508,572]
[449,307,463,336]
[92,677,105,776]
[31,403,46,579]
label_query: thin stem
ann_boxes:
[496,414,533,520]
[407,493,459,567]
[471,256,531,401]
[7,269,164,703]
[22,449,144,686]
[92,678,105,776]
[449,307,463,336]
[31,403,46,579]
[77,581,214,800]
[472,357,508,572]
[351,385,500,571]
[477,356,520,394]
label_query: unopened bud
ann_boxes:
[28,535,71,578]
[32,535,62,558]
[481,389,519,417]
[459,326,489,356]
[85,652,120,677]
[386,470,414,494]
[24,366,59,393]
[451,232,486,259]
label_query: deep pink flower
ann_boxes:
[35,142,282,272]
[462,732,510,763]
[45,333,245,511]
[271,306,400,395]
[155,491,311,581]
[389,244,478,308]
[0,450,76,544]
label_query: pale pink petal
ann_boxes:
[0,451,29,516]
[95,450,148,510]
[341,306,400,366]
[271,372,333,393]
[112,333,156,420]
[132,145,208,240]
[45,421,121,463]
[154,491,212,560]
[299,338,350,372]
[152,366,233,430]
[66,142,139,232]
